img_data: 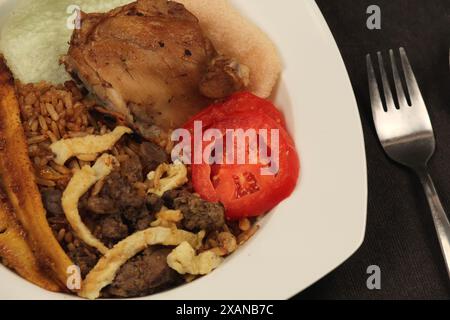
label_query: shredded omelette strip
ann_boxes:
[79,227,205,300]
[50,126,132,165]
[167,242,223,275]
[61,153,118,255]
[147,161,188,196]
[150,209,183,228]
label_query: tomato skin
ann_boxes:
[188,101,300,220]
[183,92,287,132]
[192,149,299,220]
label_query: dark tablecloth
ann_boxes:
[295,0,450,300]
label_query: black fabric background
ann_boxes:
[294,0,450,299]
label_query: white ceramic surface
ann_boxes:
[0,0,367,300]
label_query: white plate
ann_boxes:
[0,0,367,300]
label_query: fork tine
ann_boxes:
[376,52,396,110]
[389,49,409,108]
[399,47,424,106]
[366,54,385,119]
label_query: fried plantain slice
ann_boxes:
[0,187,60,291]
[0,56,73,289]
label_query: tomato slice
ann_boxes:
[183,92,287,133]
[190,111,300,220]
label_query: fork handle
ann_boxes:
[416,168,450,280]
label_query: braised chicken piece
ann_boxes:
[199,56,250,99]
[63,0,249,139]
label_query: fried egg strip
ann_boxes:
[150,209,183,228]
[79,227,205,300]
[61,154,118,255]
[167,242,223,275]
[50,126,132,165]
[147,161,188,196]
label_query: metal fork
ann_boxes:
[367,47,450,280]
